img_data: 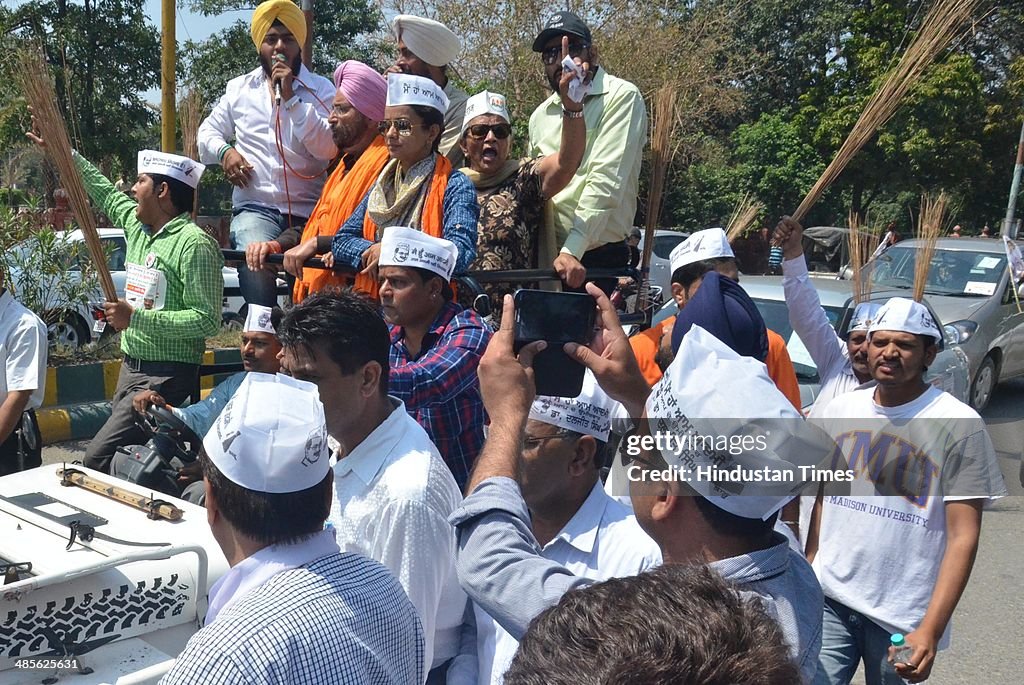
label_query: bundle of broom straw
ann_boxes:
[16,45,117,302]
[913,191,948,302]
[179,89,205,218]
[726,193,764,243]
[639,83,677,313]
[847,212,880,304]
[791,0,981,222]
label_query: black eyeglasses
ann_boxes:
[377,119,428,137]
[541,42,589,66]
[466,123,512,140]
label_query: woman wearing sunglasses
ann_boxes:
[459,38,588,318]
[331,72,479,298]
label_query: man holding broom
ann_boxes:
[28,127,223,474]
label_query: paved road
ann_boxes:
[41,379,1023,683]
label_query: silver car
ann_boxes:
[650,275,971,410]
[637,229,690,295]
[870,238,1024,410]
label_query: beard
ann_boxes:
[260,52,302,79]
[331,117,369,149]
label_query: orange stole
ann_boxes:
[354,154,453,299]
[293,137,391,301]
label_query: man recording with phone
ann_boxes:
[198,0,337,308]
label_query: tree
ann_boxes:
[2,0,160,184]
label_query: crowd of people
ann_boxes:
[8,1,1010,683]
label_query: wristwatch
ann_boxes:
[562,107,584,119]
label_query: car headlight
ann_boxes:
[944,320,978,345]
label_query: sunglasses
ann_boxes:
[376,119,429,137]
[466,123,512,140]
[541,42,589,66]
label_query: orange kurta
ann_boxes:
[292,137,391,302]
[629,314,803,410]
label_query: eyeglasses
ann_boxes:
[541,42,589,66]
[466,123,512,140]
[376,119,428,137]
[330,104,353,116]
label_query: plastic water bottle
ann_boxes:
[886,633,912,681]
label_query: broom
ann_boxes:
[16,45,117,303]
[638,84,676,316]
[847,212,880,304]
[726,193,764,243]
[178,89,205,218]
[769,0,982,267]
[913,191,948,302]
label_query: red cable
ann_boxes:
[272,73,334,231]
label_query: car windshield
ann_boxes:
[751,297,844,382]
[651,233,687,259]
[871,246,1006,298]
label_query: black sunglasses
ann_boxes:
[466,123,512,140]
[541,42,589,66]
[376,119,428,137]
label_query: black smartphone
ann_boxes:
[513,290,596,398]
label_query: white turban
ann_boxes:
[391,14,461,67]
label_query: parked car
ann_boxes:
[11,228,284,348]
[648,275,971,410]
[637,228,690,295]
[869,237,1024,410]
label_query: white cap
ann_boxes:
[243,304,276,335]
[529,371,615,441]
[646,325,830,520]
[137,150,205,189]
[386,73,449,114]
[847,301,881,334]
[461,90,510,134]
[868,297,941,343]
[669,227,734,275]
[379,226,458,280]
[391,14,461,67]
[204,374,329,494]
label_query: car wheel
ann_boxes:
[47,314,90,349]
[969,355,997,412]
[222,312,244,331]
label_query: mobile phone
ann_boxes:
[513,290,596,398]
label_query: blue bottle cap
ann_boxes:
[890,633,906,647]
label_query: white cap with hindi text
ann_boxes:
[203,373,329,493]
[868,297,941,343]
[529,371,615,441]
[137,150,205,189]
[243,304,276,335]
[669,227,734,274]
[379,226,458,281]
[461,90,510,133]
[386,73,449,114]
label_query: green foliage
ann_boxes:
[2,0,159,178]
[0,204,104,347]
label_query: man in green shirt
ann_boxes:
[528,11,647,295]
[26,135,225,472]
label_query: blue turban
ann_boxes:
[671,271,769,362]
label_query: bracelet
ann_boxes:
[781,520,799,526]
[217,144,234,163]
[562,107,584,119]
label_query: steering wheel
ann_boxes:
[134,404,204,465]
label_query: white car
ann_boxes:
[637,229,690,295]
[11,228,283,348]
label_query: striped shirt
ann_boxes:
[388,302,491,489]
[75,153,223,365]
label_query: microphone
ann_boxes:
[273,53,286,106]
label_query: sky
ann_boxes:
[140,0,246,102]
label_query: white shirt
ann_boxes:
[814,386,1007,647]
[198,65,338,218]
[0,290,47,411]
[329,398,466,673]
[473,482,661,684]
[781,256,865,416]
